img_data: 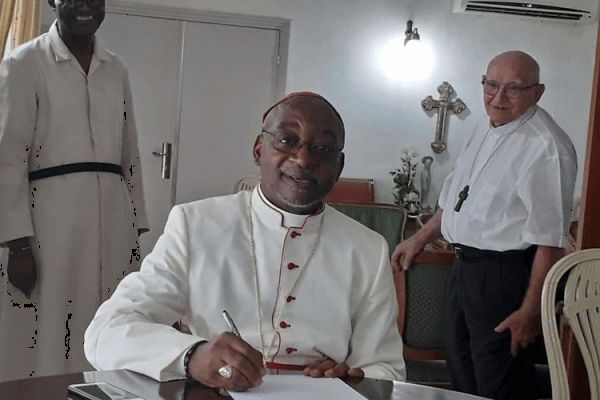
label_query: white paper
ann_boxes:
[227,375,368,400]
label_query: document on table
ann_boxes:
[227,375,368,400]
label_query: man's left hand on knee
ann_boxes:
[494,307,541,356]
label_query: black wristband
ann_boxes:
[183,341,205,380]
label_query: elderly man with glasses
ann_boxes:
[84,92,406,392]
[392,51,577,400]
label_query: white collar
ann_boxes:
[253,185,324,229]
[48,20,111,64]
[489,105,537,136]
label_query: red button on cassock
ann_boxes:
[286,347,298,354]
[291,231,301,238]
[287,263,299,270]
[279,321,290,329]
[286,295,296,303]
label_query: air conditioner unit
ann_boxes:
[453,0,598,23]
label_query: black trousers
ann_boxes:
[444,245,538,400]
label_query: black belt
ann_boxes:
[28,162,123,182]
[453,244,535,261]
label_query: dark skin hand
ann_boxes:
[187,333,265,392]
[6,229,144,299]
[7,238,37,298]
[303,358,364,378]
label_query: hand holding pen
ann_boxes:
[183,309,265,391]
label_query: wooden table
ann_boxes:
[0,369,491,400]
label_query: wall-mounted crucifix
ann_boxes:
[421,81,466,153]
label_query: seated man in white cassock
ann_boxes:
[84,91,406,392]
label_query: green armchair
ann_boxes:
[330,202,454,388]
[329,202,406,251]
[396,251,454,388]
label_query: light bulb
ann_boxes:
[379,36,434,82]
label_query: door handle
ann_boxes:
[152,142,172,179]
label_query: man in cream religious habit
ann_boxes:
[85,92,406,391]
[393,51,577,400]
[0,0,147,382]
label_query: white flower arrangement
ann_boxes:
[390,149,421,216]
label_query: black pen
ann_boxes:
[222,310,242,338]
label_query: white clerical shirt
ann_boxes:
[438,105,577,251]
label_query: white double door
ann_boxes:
[98,11,282,257]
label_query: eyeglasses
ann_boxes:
[58,0,104,8]
[481,75,540,98]
[261,129,343,162]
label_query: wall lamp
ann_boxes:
[404,20,420,46]
[379,19,432,82]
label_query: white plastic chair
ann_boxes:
[541,248,600,400]
[234,177,260,193]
